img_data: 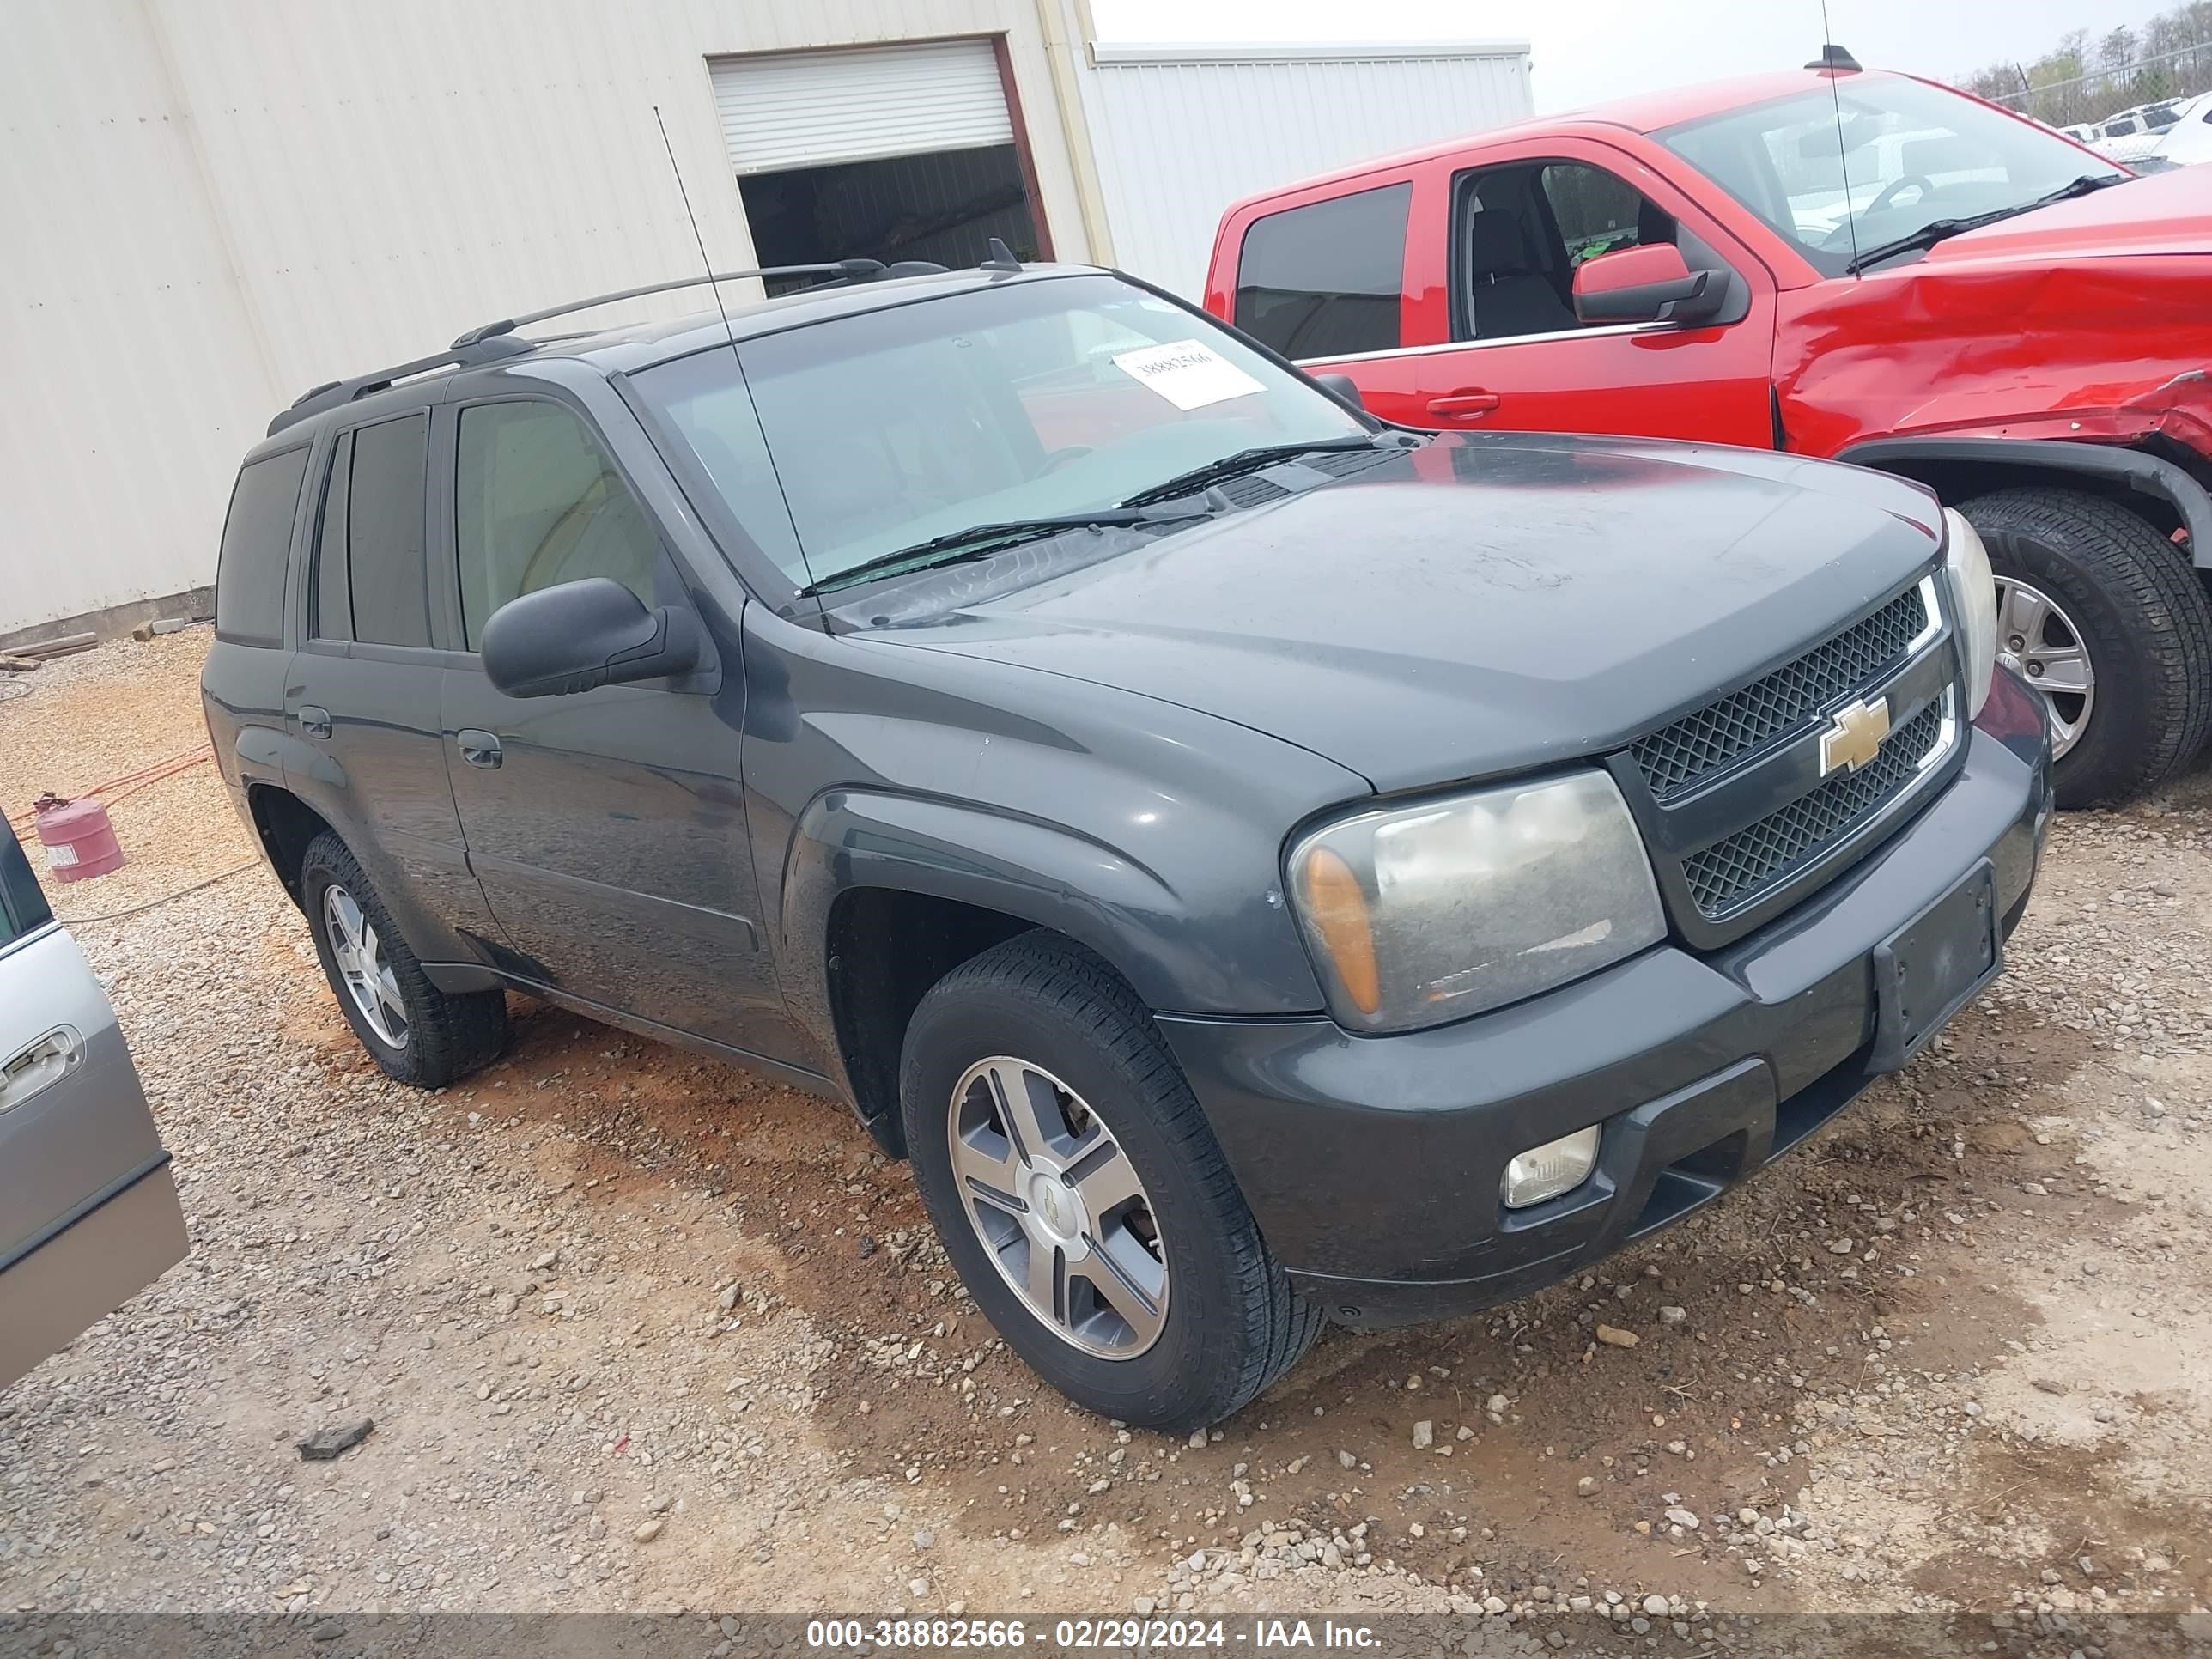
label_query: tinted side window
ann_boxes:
[311,430,355,641]
[344,414,432,648]
[455,402,665,650]
[213,448,310,647]
[0,823,54,947]
[1233,183,1410,359]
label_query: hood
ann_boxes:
[1922,164,2212,266]
[852,434,1942,793]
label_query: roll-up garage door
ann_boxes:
[710,40,1015,177]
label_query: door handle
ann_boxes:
[1,1026,82,1116]
[297,705,332,739]
[456,729,502,769]
[1426,390,1501,419]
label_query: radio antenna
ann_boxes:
[1816,0,1863,274]
[654,105,738,351]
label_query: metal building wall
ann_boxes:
[0,2,282,639]
[1075,41,1534,298]
[0,0,1094,640]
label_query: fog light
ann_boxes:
[1501,1126,1601,1209]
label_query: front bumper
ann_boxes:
[1160,693,2051,1329]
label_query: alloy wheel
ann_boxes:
[946,1057,1168,1358]
[323,884,409,1049]
[1993,574,2095,759]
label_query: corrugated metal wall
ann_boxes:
[0,0,1091,638]
[1075,42,1534,297]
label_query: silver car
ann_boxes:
[0,817,186,1390]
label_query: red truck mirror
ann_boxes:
[1571,245,1726,326]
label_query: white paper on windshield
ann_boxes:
[1111,339,1267,410]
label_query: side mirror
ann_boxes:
[1571,245,1727,326]
[1311,371,1367,411]
[479,577,703,698]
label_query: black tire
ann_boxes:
[299,830,508,1088]
[1960,487,2212,807]
[900,933,1321,1431]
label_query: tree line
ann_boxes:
[1959,0,2212,125]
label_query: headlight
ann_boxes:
[1287,770,1666,1034]
[1941,507,1998,718]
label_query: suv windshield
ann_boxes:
[1659,73,2124,276]
[634,273,1368,592]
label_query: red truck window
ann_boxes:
[1540,163,1657,267]
[1656,75,2100,278]
[1233,182,1410,360]
[1455,161,1695,343]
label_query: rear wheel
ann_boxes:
[1959,488,2212,806]
[900,933,1321,1431]
[300,831,508,1087]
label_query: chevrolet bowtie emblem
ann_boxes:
[1820,696,1892,776]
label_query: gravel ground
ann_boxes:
[3,633,2209,1629]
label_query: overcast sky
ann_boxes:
[1088,0,2170,112]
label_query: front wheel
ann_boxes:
[1960,488,2212,807]
[900,933,1321,1431]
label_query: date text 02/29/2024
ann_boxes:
[802,1617,1380,1649]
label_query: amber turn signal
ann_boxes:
[1298,845,1382,1017]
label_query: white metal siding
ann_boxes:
[712,40,1013,175]
[1077,41,1534,298]
[0,1,283,631]
[0,0,1090,638]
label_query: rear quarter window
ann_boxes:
[340,413,432,649]
[1233,183,1410,360]
[213,447,310,647]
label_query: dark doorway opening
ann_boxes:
[739,144,1044,293]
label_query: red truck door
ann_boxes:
[1229,138,1779,447]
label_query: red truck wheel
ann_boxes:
[1961,488,2212,808]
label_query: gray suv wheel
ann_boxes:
[300,831,509,1089]
[947,1055,1170,1358]
[900,932,1321,1431]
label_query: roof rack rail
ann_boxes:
[267,337,537,436]
[449,260,892,347]
[269,258,958,438]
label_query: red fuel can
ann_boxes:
[31,793,125,882]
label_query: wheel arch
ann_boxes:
[781,788,1249,1158]
[244,783,333,910]
[1836,435,2212,567]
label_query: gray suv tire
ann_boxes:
[899,932,1321,1431]
[300,830,508,1088]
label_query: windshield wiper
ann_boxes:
[799,508,1208,598]
[1846,173,2127,275]
[1119,434,1395,509]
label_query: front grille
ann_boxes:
[1681,699,1947,917]
[1632,586,1929,801]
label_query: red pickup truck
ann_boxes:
[1204,54,2212,806]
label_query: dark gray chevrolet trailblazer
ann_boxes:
[203,256,2052,1430]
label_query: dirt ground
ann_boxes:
[3,630,2209,1627]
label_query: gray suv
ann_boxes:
[202,258,2052,1429]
